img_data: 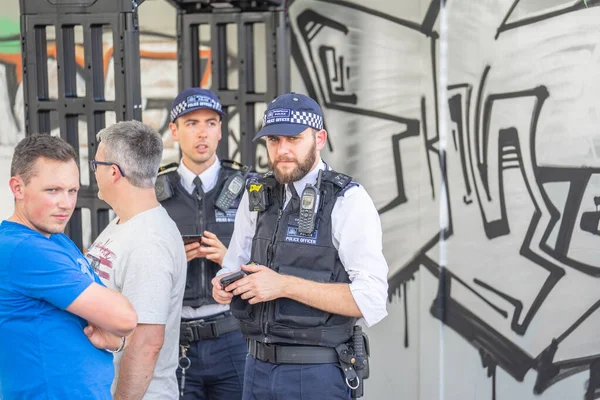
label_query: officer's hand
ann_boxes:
[199,231,227,266]
[229,264,285,304]
[211,274,234,304]
[184,242,202,262]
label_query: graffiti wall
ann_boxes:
[288,0,600,399]
[3,0,600,399]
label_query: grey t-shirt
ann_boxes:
[86,205,187,400]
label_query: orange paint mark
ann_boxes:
[0,41,212,89]
[0,53,22,83]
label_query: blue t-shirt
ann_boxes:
[0,221,114,399]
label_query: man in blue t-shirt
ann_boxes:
[0,134,138,400]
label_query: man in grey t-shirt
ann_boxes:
[86,120,187,400]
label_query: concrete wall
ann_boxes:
[2,0,600,399]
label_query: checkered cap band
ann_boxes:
[170,94,223,122]
[262,109,323,130]
[170,101,187,122]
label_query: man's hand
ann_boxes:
[185,231,227,265]
[211,273,234,304]
[199,231,227,265]
[184,241,202,263]
[84,322,126,351]
[228,264,287,304]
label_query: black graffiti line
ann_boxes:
[514,213,566,336]
[474,86,549,240]
[532,299,600,393]
[488,128,520,238]
[494,0,520,40]
[387,233,443,301]
[421,0,441,37]
[557,299,600,345]
[378,126,420,215]
[442,268,508,318]
[296,9,415,124]
[536,167,600,277]
[318,46,356,104]
[314,0,438,39]
[290,19,334,153]
[307,24,325,41]
[295,5,439,218]
[421,37,441,202]
[334,56,345,91]
[467,85,568,336]
[294,9,351,145]
[505,112,567,336]
[330,50,339,83]
[409,251,513,319]
[421,96,436,200]
[402,282,409,347]
[430,37,440,157]
[430,282,535,381]
[474,66,491,201]
[472,278,514,319]
[536,361,592,394]
[496,0,600,39]
[587,359,600,400]
[448,85,474,204]
[295,9,351,115]
[549,174,589,257]
[479,87,549,203]
[440,148,454,238]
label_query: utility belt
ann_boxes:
[179,312,239,345]
[247,326,370,398]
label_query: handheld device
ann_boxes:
[298,170,322,235]
[215,173,246,212]
[219,271,246,288]
[182,234,203,245]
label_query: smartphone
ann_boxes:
[219,271,246,288]
[182,234,203,245]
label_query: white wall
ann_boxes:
[3,0,600,399]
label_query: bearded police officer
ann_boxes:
[212,92,389,399]
[156,88,248,399]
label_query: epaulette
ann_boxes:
[321,170,352,188]
[158,162,179,175]
[221,159,250,173]
[155,163,179,202]
[320,170,358,197]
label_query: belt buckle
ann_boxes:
[181,319,207,343]
[181,326,194,343]
[261,343,277,363]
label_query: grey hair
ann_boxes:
[96,120,163,188]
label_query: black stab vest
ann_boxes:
[231,169,358,347]
[157,162,242,307]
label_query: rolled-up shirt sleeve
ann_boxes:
[332,186,389,327]
[220,191,257,276]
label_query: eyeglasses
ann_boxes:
[89,160,126,177]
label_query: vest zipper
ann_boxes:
[261,187,285,343]
[196,195,205,298]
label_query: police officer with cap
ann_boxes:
[156,88,248,399]
[212,92,389,399]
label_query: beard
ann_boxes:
[268,139,317,184]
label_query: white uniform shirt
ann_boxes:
[178,157,231,319]
[221,159,389,327]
